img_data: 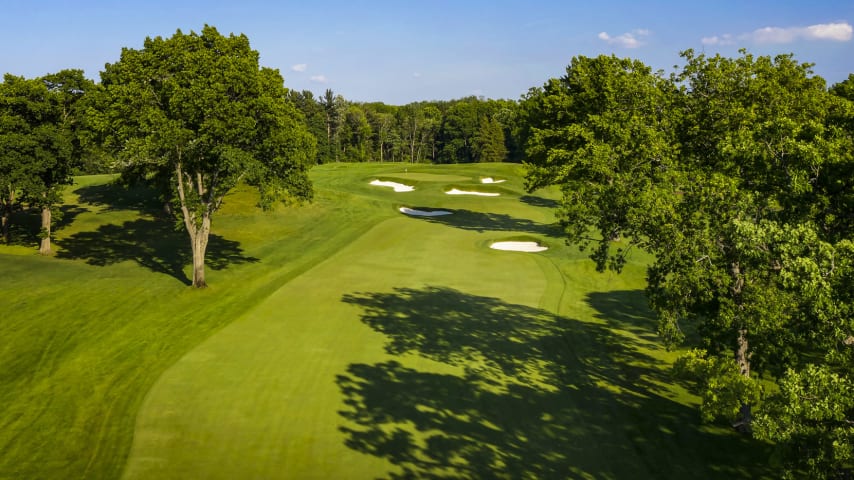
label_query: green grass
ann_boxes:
[0,163,772,479]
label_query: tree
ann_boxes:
[438,98,481,163]
[0,70,92,252]
[521,54,678,266]
[523,51,853,477]
[96,25,315,287]
[472,115,507,163]
[0,75,29,244]
[318,88,345,163]
[339,104,373,162]
[288,90,328,165]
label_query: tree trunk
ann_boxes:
[729,261,752,432]
[189,213,210,288]
[175,160,212,288]
[39,206,52,255]
[733,327,752,432]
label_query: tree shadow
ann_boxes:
[519,194,559,209]
[586,290,660,343]
[56,218,258,285]
[3,204,88,249]
[72,181,163,213]
[407,208,563,238]
[337,286,772,479]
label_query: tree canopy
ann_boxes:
[95,25,315,287]
[0,70,93,252]
[523,51,854,478]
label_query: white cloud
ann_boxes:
[598,29,650,49]
[804,22,853,41]
[752,26,798,44]
[310,75,328,84]
[704,22,853,46]
[701,34,735,46]
[291,63,307,72]
[412,72,422,78]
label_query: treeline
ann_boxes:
[287,90,522,164]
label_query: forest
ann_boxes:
[1,25,853,479]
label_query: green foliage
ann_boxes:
[287,93,520,165]
[524,50,854,477]
[674,349,762,423]
[520,54,678,272]
[472,115,507,163]
[754,365,854,479]
[0,70,94,248]
[98,25,315,208]
[95,25,315,285]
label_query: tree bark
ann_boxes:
[189,213,210,288]
[175,160,211,288]
[733,327,753,432]
[730,261,752,432]
[39,205,52,255]
[736,328,750,378]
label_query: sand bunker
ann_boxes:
[445,188,500,197]
[480,177,506,184]
[370,180,414,192]
[399,207,453,217]
[490,241,548,252]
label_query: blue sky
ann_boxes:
[2,0,853,104]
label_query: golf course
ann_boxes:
[0,162,773,479]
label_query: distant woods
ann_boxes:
[287,89,522,165]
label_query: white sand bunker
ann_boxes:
[370,179,414,192]
[445,188,500,197]
[481,177,506,184]
[399,207,453,217]
[490,241,548,252]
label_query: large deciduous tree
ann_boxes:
[523,51,853,478]
[0,70,92,252]
[97,25,316,287]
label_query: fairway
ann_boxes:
[1,163,771,479]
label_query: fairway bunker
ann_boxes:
[445,188,500,197]
[399,207,453,217]
[480,177,506,184]
[370,179,414,192]
[490,241,548,252]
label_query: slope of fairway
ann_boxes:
[121,163,771,479]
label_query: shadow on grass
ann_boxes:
[337,286,771,479]
[407,208,563,238]
[56,218,258,285]
[3,204,89,249]
[520,194,559,209]
[586,289,661,343]
[73,182,163,213]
